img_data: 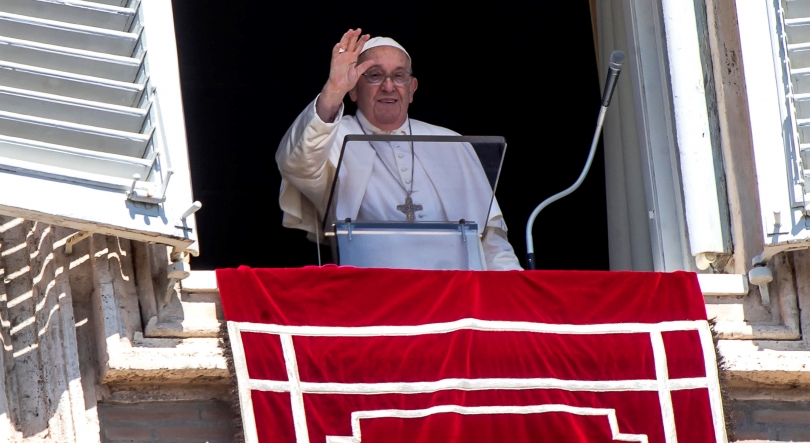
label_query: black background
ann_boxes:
[170,1,610,271]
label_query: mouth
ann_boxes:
[377,98,399,104]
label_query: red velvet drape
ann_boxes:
[217,267,720,443]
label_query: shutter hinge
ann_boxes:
[126,169,174,204]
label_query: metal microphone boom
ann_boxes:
[525,50,625,270]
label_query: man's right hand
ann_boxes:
[316,29,374,123]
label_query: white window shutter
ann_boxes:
[0,0,199,255]
[736,0,810,262]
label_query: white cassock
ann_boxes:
[276,95,522,270]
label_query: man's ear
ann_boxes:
[348,87,358,102]
[408,77,418,103]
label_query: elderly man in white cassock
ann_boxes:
[276,29,522,270]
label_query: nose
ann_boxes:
[381,76,396,91]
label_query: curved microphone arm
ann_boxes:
[525,50,624,270]
[525,108,607,270]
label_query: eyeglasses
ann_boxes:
[361,71,413,86]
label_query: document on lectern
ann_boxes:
[322,135,506,270]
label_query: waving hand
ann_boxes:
[328,29,374,94]
[317,29,373,122]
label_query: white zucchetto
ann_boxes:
[360,37,410,59]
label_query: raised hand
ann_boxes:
[316,29,373,122]
[328,29,374,94]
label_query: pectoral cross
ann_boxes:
[397,196,423,222]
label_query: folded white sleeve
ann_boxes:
[275,96,344,238]
[482,226,523,270]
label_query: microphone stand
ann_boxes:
[525,51,625,270]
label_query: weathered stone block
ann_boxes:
[99,401,236,443]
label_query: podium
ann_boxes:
[322,135,506,271]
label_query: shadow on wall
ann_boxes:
[0,217,99,441]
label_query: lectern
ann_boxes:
[323,135,506,271]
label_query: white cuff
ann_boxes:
[312,93,345,125]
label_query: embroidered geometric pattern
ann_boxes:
[228,319,727,443]
[216,267,728,443]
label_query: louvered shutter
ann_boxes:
[0,0,199,254]
[736,0,810,261]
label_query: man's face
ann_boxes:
[349,46,418,131]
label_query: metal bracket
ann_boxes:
[459,219,467,243]
[126,167,174,204]
[748,265,773,306]
[749,242,810,306]
[695,252,717,270]
[65,231,92,255]
[173,201,202,235]
[751,243,810,266]
[345,218,353,241]
[163,260,190,305]
[180,201,202,220]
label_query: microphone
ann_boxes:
[601,51,625,107]
[525,49,626,270]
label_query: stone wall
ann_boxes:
[731,397,810,442]
[0,218,100,442]
[0,216,230,442]
[98,401,237,443]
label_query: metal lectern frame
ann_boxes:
[323,135,507,270]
